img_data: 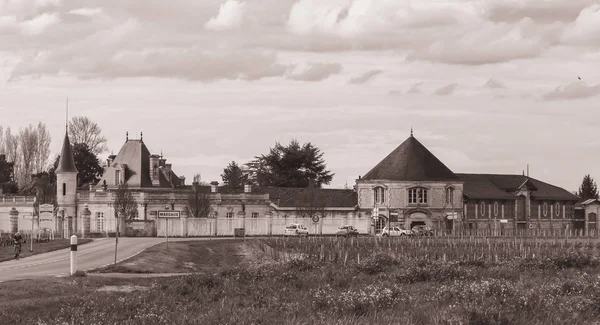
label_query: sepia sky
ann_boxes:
[1,0,599,192]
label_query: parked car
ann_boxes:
[284,223,309,236]
[381,226,413,237]
[335,225,359,238]
[412,225,434,236]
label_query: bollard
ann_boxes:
[70,235,77,275]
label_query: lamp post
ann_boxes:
[164,205,170,249]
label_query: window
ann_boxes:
[543,202,548,216]
[133,210,140,220]
[95,212,104,232]
[445,187,454,205]
[62,183,66,196]
[493,202,499,217]
[252,212,259,218]
[226,212,234,218]
[480,202,486,216]
[408,188,428,204]
[373,187,385,204]
[115,170,121,185]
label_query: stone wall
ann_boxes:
[125,220,156,237]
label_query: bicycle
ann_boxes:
[14,243,21,260]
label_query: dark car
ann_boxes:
[412,225,434,236]
[335,225,359,238]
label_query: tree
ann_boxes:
[68,116,108,155]
[113,183,139,220]
[49,143,104,187]
[3,127,20,184]
[246,139,334,188]
[186,180,212,218]
[577,174,599,201]
[0,154,17,194]
[221,161,245,189]
[19,171,56,205]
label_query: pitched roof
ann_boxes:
[184,185,357,208]
[457,173,580,201]
[96,139,152,188]
[258,187,357,208]
[362,135,459,181]
[56,131,78,173]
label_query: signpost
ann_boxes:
[158,210,180,249]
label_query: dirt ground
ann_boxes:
[94,239,259,273]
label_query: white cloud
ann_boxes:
[542,81,600,100]
[69,8,104,17]
[348,69,382,84]
[19,12,60,35]
[407,82,423,94]
[434,83,458,96]
[204,0,247,31]
[285,62,342,81]
[561,4,600,46]
[484,78,506,88]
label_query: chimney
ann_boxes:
[149,154,160,186]
[179,176,186,186]
[159,158,166,167]
[165,163,172,173]
[107,154,116,167]
[244,184,252,193]
[210,181,219,193]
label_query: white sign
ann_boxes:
[499,219,508,223]
[446,212,460,220]
[158,211,180,218]
[39,204,54,214]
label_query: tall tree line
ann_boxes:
[0,123,52,190]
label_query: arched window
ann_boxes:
[480,201,486,216]
[408,187,428,204]
[555,202,561,217]
[445,187,454,205]
[493,202,499,216]
[373,187,385,204]
[62,183,66,196]
[543,202,548,216]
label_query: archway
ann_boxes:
[406,211,430,230]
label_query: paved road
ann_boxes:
[0,237,172,282]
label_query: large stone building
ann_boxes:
[0,128,588,237]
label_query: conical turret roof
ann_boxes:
[362,135,458,181]
[56,130,78,173]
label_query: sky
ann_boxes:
[0,0,599,192]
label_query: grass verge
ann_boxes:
[0,239,93,263]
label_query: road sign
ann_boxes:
[311,215,320,223]
[39,204,54,214]
[158,211,180,218]
[499,219,508,223]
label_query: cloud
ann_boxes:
[285,62,342,81]
[542,81,600,100]
[68,8,104,17]
[388,89,402,96]
[434,83,458,96]
[407,82,423,94]
[19,12,60,35]
[484,0,597,24]
[348,69,382,84]
[9,45,291,82]
[484,78,506,88]
[204,0,247,31]
[561,4,600,46]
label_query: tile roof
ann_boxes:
[362,135,459,181]
[257,187,358,208]
[56,131,78,173]
[457,173,580,201]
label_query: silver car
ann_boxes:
[284,223,309,236]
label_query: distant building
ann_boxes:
[0,127,586,237]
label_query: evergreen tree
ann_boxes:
[246,139,334,188]
[221,161,245,189]
[577,174,599,201]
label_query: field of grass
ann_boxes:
[0,238,93,263]
[3,237,600,324]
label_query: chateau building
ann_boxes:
[0,127,588,237]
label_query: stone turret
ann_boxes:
[56,129,78,237]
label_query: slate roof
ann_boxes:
[56,131,78,173]
[258,187,358,208]
[457,173,580,201]
[95,139,152,188]
[362,135,459,181]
